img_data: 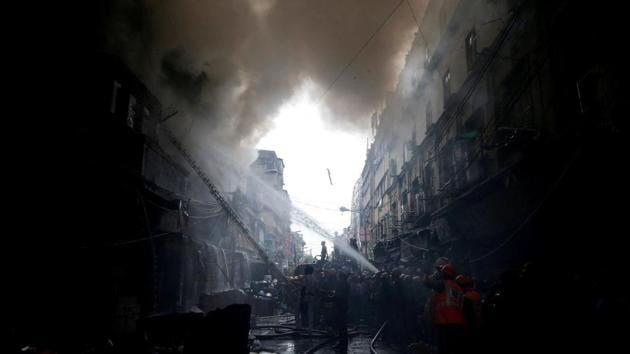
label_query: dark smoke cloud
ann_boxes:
[98,0,424,162]
[161,49,209,106]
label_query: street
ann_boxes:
[10,0,629,353]
[251,315,400,354]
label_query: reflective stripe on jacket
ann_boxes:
[464,289,482,328]
[433,279,465,325]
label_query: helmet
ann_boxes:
[434,257,450,270]
[439,264,457,279]
[455,274,474,289]
[392,268,402,278]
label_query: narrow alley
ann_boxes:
[9,0,629,353]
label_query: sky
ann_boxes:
[99,0,420,157]
[256,85,367,256]
[96,0,425,257]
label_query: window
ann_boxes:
[110,80,121,114]
[127,94,136,128]
[426,101,433,129]
[143,107,151,120]
[438,143,455,187]
[402,144,407,164]
[265,159,275,171]
[465,30,477,71]
[443,70,452,106]
[389,158,397,177]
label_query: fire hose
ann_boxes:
[302,327,367,353]
[370,321,389,354]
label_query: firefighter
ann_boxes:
[320,241,328,262]
[455,275,482,330]
[455,275,482,353]
[299,265,316,329]
[332,269,350,352]
[425,263,466,354]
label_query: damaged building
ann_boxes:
[352,0,625,285]
[233,149,304,274]
[11,0,629,352]
[13,53,295,350]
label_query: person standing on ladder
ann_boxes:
[320,241,328,262]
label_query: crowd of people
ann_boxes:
[287,237,629,354]
[291,251,485,354]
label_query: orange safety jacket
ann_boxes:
[464,289,482,329]
[432,279,466,325]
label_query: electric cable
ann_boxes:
[318,0,406,104]
[469,147,581,263]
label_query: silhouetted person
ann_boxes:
[376,272,392,331]
[455,275,482,354]
[425,263,465,354]
[321,241,328,261]
[333,270,350,352]
[299,265,316,329]
[350,238,358,251]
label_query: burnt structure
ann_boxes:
[352,0,627,284]
[10,54,283,352]
[233,150,299,273]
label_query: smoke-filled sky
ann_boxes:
[99,0,425,145]
[98,0,428,241]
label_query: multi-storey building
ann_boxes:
[39,53,284,345]
[241,150,293,272]
[354,0,624,280]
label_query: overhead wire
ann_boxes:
[144,196,225,218]
[293,200,341,212]
[111,217,208,247]
[317,0,406,104]
[396,233,429,251]
[469,147,581,263]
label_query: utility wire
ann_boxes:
[112,231,176,247]
[111,218,210,247]
[469,148,581,263]
[145,197,224,218]
[159,123,287,281]
[396,234,429,251]
[318,0,405,103]
[293,200,341,212]
[293,198,342,206]
[405,0,420,27]
[405,0,430,54]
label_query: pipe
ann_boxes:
[305,336,338,354]
[370,321,388,354]
[303,329,363,353]
[253,325,299,330]
[253,326,333,339]
[254,331,333,339]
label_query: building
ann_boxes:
[353,0,625,281]
[238,150,294,273]
[29,53,282,347]
[289,231,306,268]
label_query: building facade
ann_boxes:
[353,0,624,281]
[48,53,285,345]
[237,150,296,273]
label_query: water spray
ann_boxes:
[291,206,378,273]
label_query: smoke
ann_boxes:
[97,0,424,161]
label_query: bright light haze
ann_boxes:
[256,88,367,256]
